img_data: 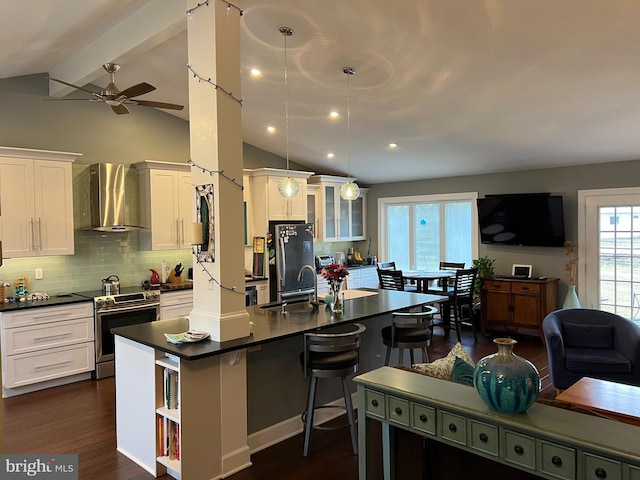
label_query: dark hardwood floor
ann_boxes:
[1,328,553,479]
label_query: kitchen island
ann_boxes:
[112,289,446,480]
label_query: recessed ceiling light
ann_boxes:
[267,126,276,134]
[327,153,335,159]
[388,143,398,149]
[329,111,339,119]
[250,68,262,77]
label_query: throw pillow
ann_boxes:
[562,323,614,349]
[451,356,475,386]
[412,342,475,380]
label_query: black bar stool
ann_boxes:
[300,322,367,457]
[382,305,438,366]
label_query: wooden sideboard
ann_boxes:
[355,367,640,480]
[481,277,559,341]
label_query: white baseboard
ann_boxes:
[247,392,357,454]
[2,372,91,398]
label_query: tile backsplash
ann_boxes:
[0,229,191,296]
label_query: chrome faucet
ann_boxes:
[297,264,319,309]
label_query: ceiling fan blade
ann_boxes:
[119,82,155,99]
[111,104,130,115]
[47,77,98,95]
[133,100,184,110]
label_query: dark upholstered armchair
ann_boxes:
[542,308,640,391]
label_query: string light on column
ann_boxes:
[340,67,360,201]
[277,26,301,199]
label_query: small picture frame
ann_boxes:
[195,184,215,263]
[512,264,532,278]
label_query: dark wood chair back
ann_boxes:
[377,261,396,270]
[444,267,479,342]
[378,268,405,291]
[439,261,465,286]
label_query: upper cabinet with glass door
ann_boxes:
[308,175,368,242]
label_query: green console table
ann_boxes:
[355,367,640,480]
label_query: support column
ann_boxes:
[187,0,249,341]
[186,1,251,477]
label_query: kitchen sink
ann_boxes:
[260,299,319,315]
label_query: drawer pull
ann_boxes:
[419,414,427,423]
[595,468,607,479]
[34,333,73,341]
[448,423,457,433]
[394,406,403,415]
[514,444,524,455]
[479,433,488,443]
[371,399,378,407]
[551,456,562,467]
[34,361,72,370]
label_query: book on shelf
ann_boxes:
[163,368,180,410]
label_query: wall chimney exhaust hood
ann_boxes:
[89,163,144,232]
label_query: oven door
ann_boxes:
[95,303,159,365]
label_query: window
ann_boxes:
[378,192,479,270]
[579,188,640,323]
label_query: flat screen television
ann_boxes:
[477,194,566,247]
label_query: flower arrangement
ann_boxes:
[564,241,578,286]
[321,263,350,307]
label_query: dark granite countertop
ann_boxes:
[111,289,446,360]
[0,293,92,312]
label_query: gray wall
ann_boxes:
[363,159,640,300]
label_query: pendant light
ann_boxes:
[277,26,300,199]
[340,67,360,201]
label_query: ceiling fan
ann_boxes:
[46,63,184,115]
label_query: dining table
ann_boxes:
[401,270,456,294]
[402,270,457,337]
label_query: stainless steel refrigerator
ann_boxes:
[268,221,315,302]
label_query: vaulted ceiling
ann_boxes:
[4,0,640,184]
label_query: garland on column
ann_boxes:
[187,0,246,296]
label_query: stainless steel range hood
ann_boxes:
[89,163,144,232]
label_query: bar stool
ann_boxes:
[382,305,438,366]
[300,323,367,457]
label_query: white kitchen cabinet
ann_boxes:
[136,161,194,251]
[307,175,368,242]
[246,168,314,236]
[160,289,193,320]
[254,280,269,305]
[0,146,79,258]
[344,266,378,290]
[0,301,95,397]
[307,184,320,235]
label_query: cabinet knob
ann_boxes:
[551,456,562,467]
[394,406,403,415]
[419,414,427,423]
[371,399,378,407]
[448,423,457,433]
[514,444,524,455]
[479,433,488,443]
[595,467,607,479]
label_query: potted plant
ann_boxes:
[471,256,495,314]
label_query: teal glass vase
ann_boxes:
[473,338,540,414]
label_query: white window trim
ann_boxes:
[378,191,479,266]
[578,187,640,309]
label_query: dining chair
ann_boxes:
[425,261,465,293]
[377,268,405,291]
[377,261,396,270]
[438,267,478,342]
[381,305,438,366]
